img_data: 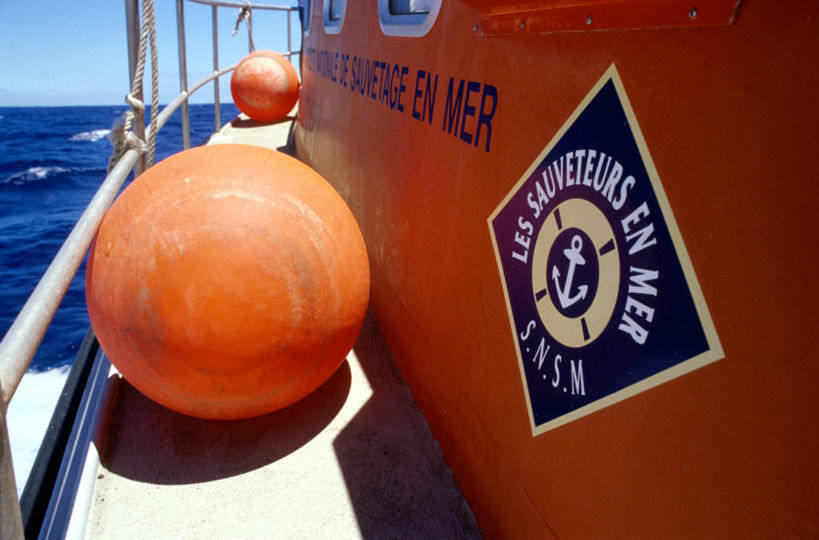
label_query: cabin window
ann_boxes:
[323,0,346,33]
[390,0,433,15]
[330,0,345,19]
[378,0,442,36]
[302,0,312,35]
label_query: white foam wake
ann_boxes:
[0,166,70,185]
[6,366,71,497]
[68,129,111,142]
[0,165,102,185]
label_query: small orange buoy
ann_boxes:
[86,144,369,419]
[230,51,299,122]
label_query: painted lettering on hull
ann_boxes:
[303,47,499,152]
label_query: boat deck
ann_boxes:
[78,114,481,539]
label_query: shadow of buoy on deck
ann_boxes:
[332,313,482,539]
[226,114,296,131]
[100,359,352,485]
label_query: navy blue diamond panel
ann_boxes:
[489,69,720,434]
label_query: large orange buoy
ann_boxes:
[86,144,369,419]
[230,51,299,122]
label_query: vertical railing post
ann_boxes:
[125,0,146,176]
[248,8,254,53]
[1,373,23,540]
[287,10,292,62]
[176,0,191,150]
[212,5,221,133]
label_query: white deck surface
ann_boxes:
[83,115,482,539]
[207,112,298,156]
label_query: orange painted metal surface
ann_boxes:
[463,0,743,36]
[87,144,369,420]
[296,0,819,536]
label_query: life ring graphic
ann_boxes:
[531,198,620,348]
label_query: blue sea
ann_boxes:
[0,103,240,493]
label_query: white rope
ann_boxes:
[108,0,159,173]
[144,0,159,168]
[232,2,256,52]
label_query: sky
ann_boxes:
[0,0,301,107]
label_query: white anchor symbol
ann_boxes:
[551,235,588,309]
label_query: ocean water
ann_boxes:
[0,103,240,494]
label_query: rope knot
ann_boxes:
[233,2,256,51]
[233,4,250,36]
[107,110,148,173]
[125,93,146,114]
[107,0,158,174]
[124,131,148,154]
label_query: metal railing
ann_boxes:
[181,0,298,148]
[0,0,299,535]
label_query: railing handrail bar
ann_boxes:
[0,149,141,407]
[0,0,300,405]
[177,0,192,150]
[212,6,221,133]
[187,0,297,12]
[0,1,297,531]
[0,65,241,540]
[176,0,298,149]
[0,66,235,407]
[153,66,236,136]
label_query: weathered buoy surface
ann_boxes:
[86,144,369,419]
[230,51,299,122]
